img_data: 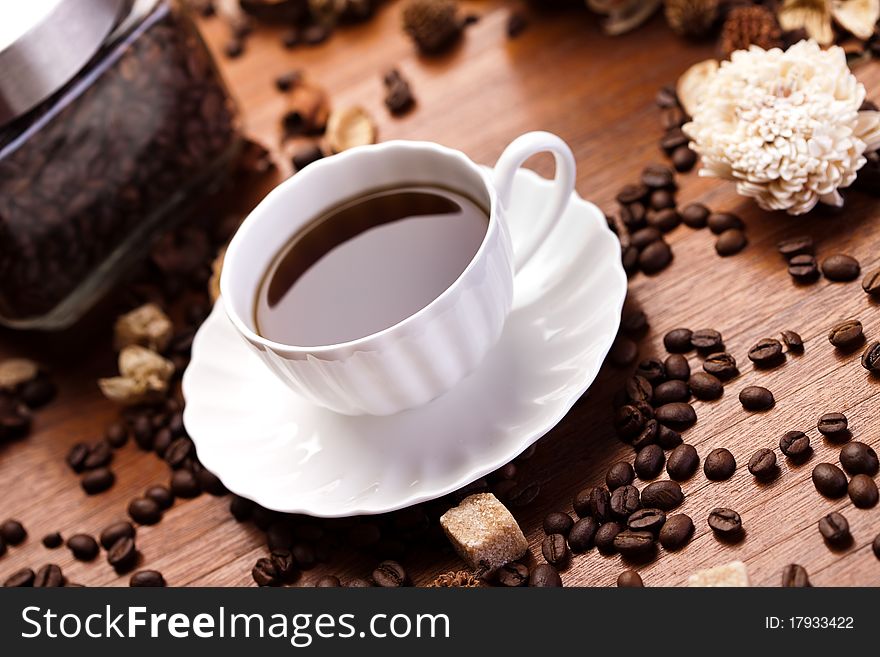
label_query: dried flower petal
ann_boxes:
[326,106,377,153]
[676,59,719,117]
[778,0,834,45]
[831,0,880,40]
[0,358,39,390]
[114,303,173,352]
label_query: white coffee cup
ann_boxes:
[221,131,576,416]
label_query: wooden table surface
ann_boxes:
[1,1,879,587]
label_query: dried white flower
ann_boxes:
[114,303,173,352]
[684,40,880,215]
[98,345,175,406]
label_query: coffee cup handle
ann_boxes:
[493,131,576,274]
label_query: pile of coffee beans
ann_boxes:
[778,236,863,287]
[654,86,697,173]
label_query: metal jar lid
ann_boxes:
[0,0,131,126]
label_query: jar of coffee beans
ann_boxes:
[0,0,240,328]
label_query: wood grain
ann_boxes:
[1,1,879,587]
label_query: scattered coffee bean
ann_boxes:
[777,235,814,259]
[568,517,598,553]
[862,341,880,374]
[655,423,682,449]
[67,534,99,561]
[627,508,666,534]
[621,203,647,231]
[100,522,135,550]
[874,534,880,560]
[130,570,166,587]
[788,253,819,282]
[666,444,699,481]
[34,564,64,588]
[628,226,661,251]
[654,403,696,429]
[595,522,623,554]
[128,497,162,525]
[862,267,880,296]
[748,338,784,366]
[614,530,655,558]
[632,419,658,450]
[658,513,693,550]
[635,358,665,383]
[542,534,570,566]
[4,567,35,587]
[664,354,690,380]
[704,448,736,481]
[648,208,681,233]
[252,557,280,587]
[739,386,774,411]
[617,183,649,205]
[267,521,293,551]
[496,562,529,587]
[828,319,864,349]
[818,511,851,547]
[748,448,777,480]
[609,337,639,367]
[641,163,675,189]
[610,485,641,518]
[617,570,644,587]
[671,145,696,172]
[639,240,673,274]
[664,328,693,353]
[543,511,574,537]
[652,380,690,406]
[689,372,722,400]
[83,441,113,470]
[817,412,848,436]
[196,467,227,496]
[346,577,374,588]
[589,487,612,522]
[0,519,26,545]
[622,245,639,275]
[649,189,675,211]
[707,508,742,537]
[170,469,201,498]
[839,441,879,475]
[41,532,62,549]
[680,203,709,228]
[145,484,175,510]
[634,445,665,480]
[529,563,562,587]
[605,462,635,490]
[691,329,724,353]
[660,127,688,153]
[614,405,646,441]
[66,443,90,472]
[373,560,408,587]
[640,480,684,510]
[20,377,56,409]
[81,467,115,494]
[779,431,811,460]
[621,310,649,337]
[821,254,860,281]
[715,229,747,256]
[707,213,744,234]
[572,488,592,517]
[812,463,847,498]
[702,352,737,379]
[108,536,138,573]
[848,474,878,508]
[165,437,193,469]
[780,330,804,353]
[781,564,811,587]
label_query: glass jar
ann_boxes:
[0,0,240,329]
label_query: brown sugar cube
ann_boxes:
[687,560,750,587]
[440,493,528,572]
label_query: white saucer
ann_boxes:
[182,167,627,517]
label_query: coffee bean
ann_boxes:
[639,240,673,274]
[654,402,696,429]
[748,448,777,480]
[568,517,598,553]
[153,428,172,457]
[41,532,62,549]
[641,163,675,189]
[617,184,649,205]
[195,467,227,496]
[680,203,709,228]
[609,337,639,367]
[100,522,135,550]
[67,534,99,561]
[605,462,635,490]
[862,341,880,374]
[661,127,688,153]
[614,405,645,441]
[613,530,655,558]
[664,354,690,380]
[621,203,647,231]
[821,254,860,281]
[672,146,697,172]
[165,437,194,469]
[812,463,847,498]
[621,310,649,337]
[779,431,811,460]
[649,189,675,211]
[4,568,35,587]
[828,319,864,349]
[874,534,880,560]
[81,467,115,494]
[589,487,612,522]
[34,564,64,587]
[640,480,684,510]
[634,445,665,480]
[373,560,408,587]
[780,330,804,353]
[128,497,162,525]
[748,338,784,366]
[848,474,878,508]
[707,508,742,537]
[739,386,774,411]
[631,228,662,251]
[543,511,574,537]
[652,380,690,406]
[346,577,374,588]
[788,254,819,282]
[108,536,138,573]
[655,424,682,450]
[542,534,570,566]
[704,448,736,481]
[818,511,850,546]
[781,564,811,587]
[636,358,665,384]
[617,570,644,587]
[0,519,26,545]
[66,443,89,472]
[130,570,166,587]
[627,508,666,533]
[625,375,653,404]
[658,513,693,550]
[497,562,529,587]
[267,521,293,551]
[610,485,641,518]
[252,558,280,586]
[529,563,562,587]
[689,372,722,400]
[702,352,737,380]
[595,522,623,554]
[839,441,879,475]
[648,208,681,232]
[170,469,202,498]
[145,484,175,510]
[862,267,880,295]
[572,488,593,517]
[692,329,723,354]
[777,236,814,259]
[707,213,744,234]
[20,377,56,409]
[292,543,317,570]
[229,496,255,522]
[83,441,113,470]
[666,444,699,481]
[664,328,693,353]
[816,412,848,436]
[631,419,658,450]
[715,229,747,256]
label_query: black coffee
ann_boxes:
[255,185,488,346]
